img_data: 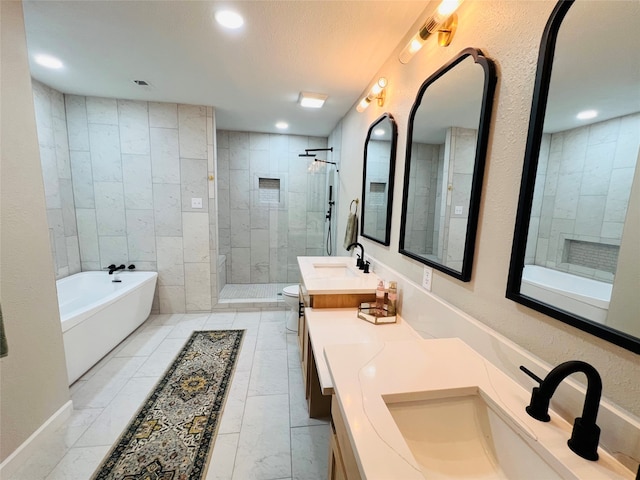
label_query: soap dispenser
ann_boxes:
[375,280,385,315]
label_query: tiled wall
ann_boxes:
[32,80,81,279]
[439,127,478,271]
[403,127,476,269]
[216,131,329,284]
[403,143,442,255]
[529,113,640,281]
[63,93,217,313]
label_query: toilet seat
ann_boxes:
[283,285,299,297]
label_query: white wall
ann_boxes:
[333,0,640,418]
[0,0,71,463]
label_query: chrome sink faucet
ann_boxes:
[346,242,365,270]
[520,361,602,461]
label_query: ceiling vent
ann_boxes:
[133,80,149,86]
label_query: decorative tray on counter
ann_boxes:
[357,303,397,325]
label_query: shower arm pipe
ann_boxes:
[314,159,339,173]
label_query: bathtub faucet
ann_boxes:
[108,264,126,275]
[520,361,602,461]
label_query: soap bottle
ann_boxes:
[375,280,385,316]
[387,281,397,316]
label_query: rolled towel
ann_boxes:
[343,212,358,250]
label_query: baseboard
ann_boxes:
[0,400,73,478]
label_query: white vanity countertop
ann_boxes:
[297,256,381,294]
[324,338,633,480]
[305,308,420,395]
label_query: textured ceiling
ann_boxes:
[22,0,429,137]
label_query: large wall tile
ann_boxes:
[178,105,207,159]
[94,182,126,235]
[65,95,90,151]
[180,158,208,212]
[230,209,250,248]
[230,247,250,283]
[60,178,77,236]
[153,183,182,236]
[86,97,118,125]
[150,128,180,184]
[118,100,150,155]
[149,102,178,128]
[185,263,212,311]
[156,236,185,286]
[70,151,95,208]
[229,169,251,209]
[76,209,100,262]
[89,124,122,182]
[98,236,128,265]
[122,154,153,209]
[53,116,71,179]
[183,212,210,263]
[158,286,186,314]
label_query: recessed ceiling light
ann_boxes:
[299,92,328,109]
[275,121,289,130]
[374,128,385,136]
[34,54,63,69]
[576,109,598,120]
[215,10,244,29]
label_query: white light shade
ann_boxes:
[576,109,598,120]
[34,54,63,69]
[356,97,371,113]
[215,10,244,29]
[370,77,387,95]
[275,121,289,130]
[299,92,328,109]
[434,0,463,24]
[374,128,385,136]
[399,33,426,64]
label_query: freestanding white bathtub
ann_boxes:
[56,271,158,385]
[520,265,612,325]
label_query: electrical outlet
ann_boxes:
[455,205,463,215]
[422,266,433,292]
[191,198,203,209]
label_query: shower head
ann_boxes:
[299,147,333,157]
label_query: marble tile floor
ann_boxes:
[9,309,330,480]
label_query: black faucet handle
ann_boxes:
[356,254,363,267]
[520,365,551,421]
[128,264,136,270]
[104,264,116,270]
[363,261,370,274]
[520,365,544,384]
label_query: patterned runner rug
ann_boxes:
[92,329,245,479]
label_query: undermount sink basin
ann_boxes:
[385,390,567,480]
[311,263,358,278]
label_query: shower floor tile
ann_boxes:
[218,283,291,304]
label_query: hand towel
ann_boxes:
[343,212,358,250]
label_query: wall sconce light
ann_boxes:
[356,77,388,113]
[398,0,463,64]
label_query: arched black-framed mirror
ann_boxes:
[399,47,496,281]
[507,0,640,354]
[361,113,398,246]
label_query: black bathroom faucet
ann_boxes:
[346,242,365,269]
[520,361,602,461]
[108,264,126,275]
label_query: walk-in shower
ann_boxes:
[216,132,336,304]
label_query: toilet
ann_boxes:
[282,285,300,332]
